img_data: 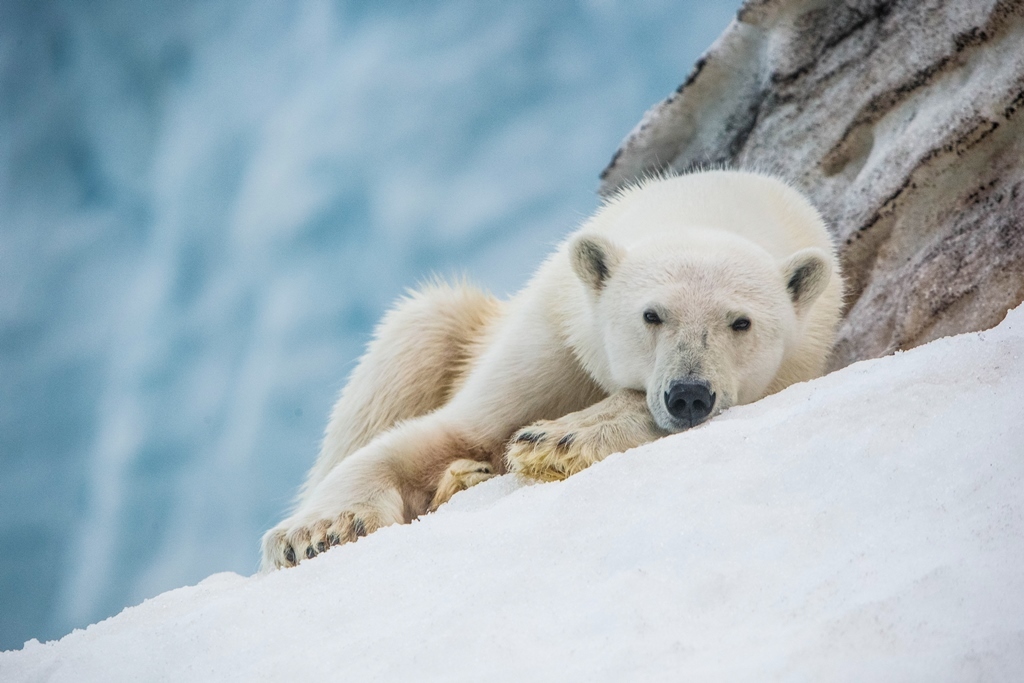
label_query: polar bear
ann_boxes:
[261,170,843,570]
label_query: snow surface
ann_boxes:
[4,306,1022,681]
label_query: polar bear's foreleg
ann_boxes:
[506,389,667,481]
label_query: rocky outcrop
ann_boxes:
[600,0,1024,369]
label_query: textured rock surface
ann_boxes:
[601,0,1024,369]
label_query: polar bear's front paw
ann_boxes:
[429,459,495,511]
[260,502,399,571]
[505,418,609,482]
[506,391,663,482]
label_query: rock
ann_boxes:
[600,0,1024,369]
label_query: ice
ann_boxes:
[0,1,739,648]
[3,306,1021,681]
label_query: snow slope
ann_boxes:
[3,305,1022,681]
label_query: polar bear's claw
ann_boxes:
[514,431,545,444]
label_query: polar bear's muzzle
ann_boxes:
[663,379,716,431]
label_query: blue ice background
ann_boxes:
[0,0,739,649]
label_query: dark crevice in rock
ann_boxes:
[676,56,708,94]
[723,89,768,162]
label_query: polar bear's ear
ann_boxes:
[570,234,624,293]
[782,247,831,313]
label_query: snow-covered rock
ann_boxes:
[3,306,1021,681]
[600,0,1024,370]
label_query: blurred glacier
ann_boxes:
[0,0,739,648]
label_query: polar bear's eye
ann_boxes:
[643,309,663,325]
[731,317,751,332]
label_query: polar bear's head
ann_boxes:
[570,231,832,433]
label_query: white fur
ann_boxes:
[261,170,844,570]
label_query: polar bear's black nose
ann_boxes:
[664,381,715,427]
